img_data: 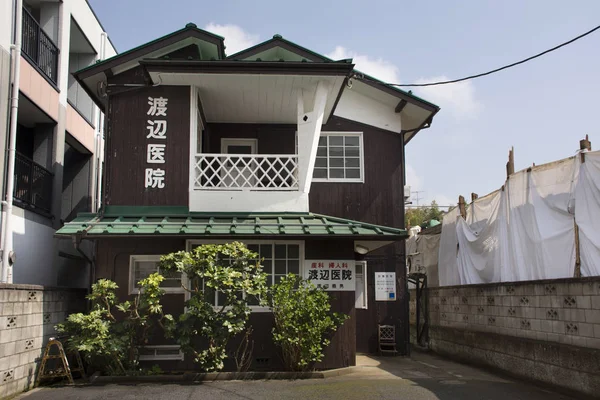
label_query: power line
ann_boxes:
[358,24,600,88]
[406,205,454,209]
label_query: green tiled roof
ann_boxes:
[56,206,406,239]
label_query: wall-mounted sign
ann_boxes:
[375,272,396,301]
[145,96,168,189]
[304,260,355,291]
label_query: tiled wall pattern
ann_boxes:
[0,285,86,399]
[410,277,600,349]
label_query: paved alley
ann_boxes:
[17,352,577,400]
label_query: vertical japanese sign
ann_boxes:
[375,272,396,301]
[145,97,168,189]
[304,260,355,291]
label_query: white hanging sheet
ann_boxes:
[505,157,577,281]
[422,234,441,287]
[437,155,580,285]
[456,189,507,284]
[575,151,600,276]
[407,234,441,286]
[438,207,461,286]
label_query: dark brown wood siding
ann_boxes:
[205,123,295,154]
[306,239,356,369]
[105,85,190,206]
[94,237,356,371]
[311,116,404,227]
[310,116,409,355]
[95,238,189,369]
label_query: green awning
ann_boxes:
[56,206,407,239]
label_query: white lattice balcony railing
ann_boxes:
[194,154,299,191]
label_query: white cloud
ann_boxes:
[204,23,260,56]
[325,47,482,208]
[325,47,482,121]
[429,194,456,209]
[413,76,482,120]
[405,164,455,209]
[326,46,400,84]
[405,164,422,192]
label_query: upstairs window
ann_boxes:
[312,132,364,182]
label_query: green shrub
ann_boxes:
[270,274,348,371]
[56,274,171,375]
[159,242,267,372]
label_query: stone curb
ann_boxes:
[89,366,361,384]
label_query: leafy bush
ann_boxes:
[56,274,171,375]
[58,243,349,375]
[159,242,267,372]
[270,274,348,371]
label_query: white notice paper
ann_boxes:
[375,272,396,301]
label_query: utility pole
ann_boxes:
[411,191,425,206]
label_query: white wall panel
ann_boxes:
[333,88,402,133]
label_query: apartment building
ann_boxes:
[0,0,116,286]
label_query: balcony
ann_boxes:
[193,154,299,191]
[14,152,53,214]
[22,7,59,85]
[191,153,305,212]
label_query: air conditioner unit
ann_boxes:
[404,185,411,200]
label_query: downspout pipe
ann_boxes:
[72,235,94,304]
[72,235,93,265]
[95,32,107,211]
[1,0,23,283]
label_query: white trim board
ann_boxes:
[333,86,402,133]
[189,190,309,212]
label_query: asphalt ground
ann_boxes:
[17,351,577,400]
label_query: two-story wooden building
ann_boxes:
[56,24,439,370]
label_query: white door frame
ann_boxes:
[220,138,258,154]
[220,138,258,188]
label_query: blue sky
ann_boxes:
[90,0,600,208]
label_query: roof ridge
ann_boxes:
[226,35,334,62]
[74,23,226,76]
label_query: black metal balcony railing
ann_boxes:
[14,152,53,214]
[21,7,59,85]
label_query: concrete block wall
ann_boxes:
[409,277,600,397]
[0,284,86,399]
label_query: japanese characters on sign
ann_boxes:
[375,272,396,301]
[304,260,355,291]
[145,97,168,189]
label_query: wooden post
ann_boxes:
[573,136,590,278]
[458,195,467,219]
[580,134,592,163]
[574,223,581,278]
[506,147,515,178]
[471,193,478,202]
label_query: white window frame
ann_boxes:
[128,255,185,295]
[312,131,364,183]
[355,261,368,309]
[138,345,184,361]
[185,240,305,312]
